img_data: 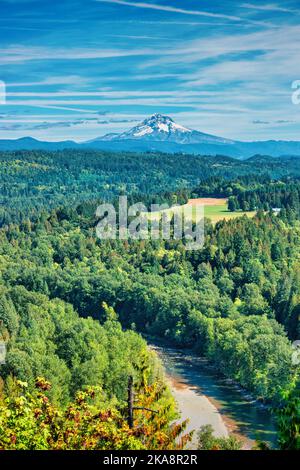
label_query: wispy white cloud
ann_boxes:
[7,76,92,87]
[33,105,101,114]
[0,45,155,64]
[105,34,172,40]
[1,0,298,141]
[95,0,245,22]
[253,119,295,124]
[6,90,215,98]
[6,74,184,87]
[3,98,197,107]
[140,24,300,71]
[241,3,297,13]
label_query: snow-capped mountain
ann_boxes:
[90,114,235,145]
[2,113,300,158]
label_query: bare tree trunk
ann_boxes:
[127,375,134,428]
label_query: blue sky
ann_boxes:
[0,0,300,142]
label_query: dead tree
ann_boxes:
[127,375,158,429]
[127,375,134,428]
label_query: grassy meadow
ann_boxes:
[147,198,256,224]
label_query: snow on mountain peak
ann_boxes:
[119,113,194,141]
[94,113,235,146]
[140,114,192,135]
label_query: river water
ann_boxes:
[151,344,277,450]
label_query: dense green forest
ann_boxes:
[1,204,299,401]
[1,150,300,226]
[0,150,300,449]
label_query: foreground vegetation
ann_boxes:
[0,376,189,450]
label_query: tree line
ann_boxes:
[1,150,300,226]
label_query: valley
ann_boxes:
[1,0,300,456]
[0,149,299,450]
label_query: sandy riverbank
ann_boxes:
[150,342,276,450]
[167,374,228,449]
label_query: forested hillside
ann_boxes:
[0,204,299,402]
[0,264,185,449]
[1,150,300,226]
[0,150,300,449]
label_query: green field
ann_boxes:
[204,202,256,223]
[148,199,256,224]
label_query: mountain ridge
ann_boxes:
[1,113,300,158]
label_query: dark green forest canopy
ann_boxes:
[1,149,300,226]
[0,202,299,404]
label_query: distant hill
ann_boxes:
[0,137,77,151]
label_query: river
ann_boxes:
[151,343,277,450]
